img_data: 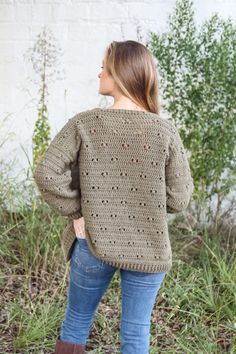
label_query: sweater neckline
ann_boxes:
[96,107,153,115]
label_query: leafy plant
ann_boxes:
[148,0,236,226]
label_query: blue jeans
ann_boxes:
[60,237,167,354]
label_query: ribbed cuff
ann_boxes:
[166,206,177,213]
[67,210,82,220]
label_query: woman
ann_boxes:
[33,40,194,354]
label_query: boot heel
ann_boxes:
[54,336,86,354]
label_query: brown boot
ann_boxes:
[54,336,86,354]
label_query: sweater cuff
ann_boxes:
[67,210,82,220]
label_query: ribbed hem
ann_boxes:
[100,258,172,273]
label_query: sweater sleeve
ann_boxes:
[165,125,194,213]
[33,115,82,220]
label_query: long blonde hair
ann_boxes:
[104,40,160,115]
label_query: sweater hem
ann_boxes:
[101,258,172,273]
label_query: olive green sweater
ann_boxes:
[33,107,194,273]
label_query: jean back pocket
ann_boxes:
[71,238,104,272]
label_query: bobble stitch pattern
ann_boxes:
[151,161,158,166]
[137,229,145,233]
[144,144,151,150]
[158,203,165,208]
[150,189,158,194]
[137,254,144,259]
[154,255,161,259]
[122,143,130,148]
[101,142,108,147]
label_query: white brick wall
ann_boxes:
[0,0,236,179]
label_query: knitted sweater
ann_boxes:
[33,107,194,273]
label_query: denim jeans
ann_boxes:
[60,237,167,354]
